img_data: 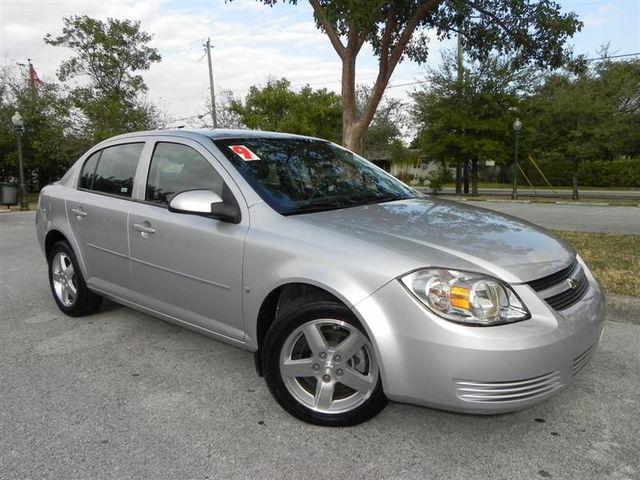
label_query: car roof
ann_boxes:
[106,128,323,143]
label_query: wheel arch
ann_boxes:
[253,282,348,376]
[44,229,69,258]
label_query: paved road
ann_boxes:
[458,200,640,234]
[2,212,639,480]
[433,187,640,199]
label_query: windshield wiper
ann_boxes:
[283,200,354,216]
[356,194,408,206]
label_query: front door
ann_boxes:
[128,140,247,341]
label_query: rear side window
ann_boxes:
[89,143,144,198]
[79,151,101,190]
[146,142,224,205]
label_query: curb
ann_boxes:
[554,201,610,206]
[606,294,640,325]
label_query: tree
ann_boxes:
[229,78,343,142]
[0,65,76,189]
[45,16,162,141]
[357,86,405,158]
[213,90,246,129]
[524,57,640,199]
[412,51,533,194]
[248,0,581,152]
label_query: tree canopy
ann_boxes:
[45,15,162,141]
[523,57,640,196]
[249,0,582,152]
[229,78,343,142]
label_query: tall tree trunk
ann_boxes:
[463,160,470,194]
[471,158,479,196]
[341,49,361,152]
[572,159,579,200]
[455,159,462,193]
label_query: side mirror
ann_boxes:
[169,189,240,223]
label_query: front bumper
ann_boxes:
[352,265,605,414]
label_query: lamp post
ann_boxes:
[511,118,522,200]
[11,111,29,211]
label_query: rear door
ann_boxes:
[127,138,248,341]
[65,142,146,296]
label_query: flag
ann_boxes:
[28,61,44,89]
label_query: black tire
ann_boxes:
[263,300,388,426]
[48,240,102,317]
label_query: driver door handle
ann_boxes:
[133,223,156,235]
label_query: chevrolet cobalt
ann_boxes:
[36,129,604,426]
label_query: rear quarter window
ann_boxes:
[79,151,101,190]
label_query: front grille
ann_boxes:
[455,371,563,403]
[544,270,589,310]
[527,260,578,292]
[526,259,589,311]
[572,344,595,377]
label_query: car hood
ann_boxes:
[295,197,575,283]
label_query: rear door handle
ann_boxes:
[71,207,87,218]
[133,223,156,235]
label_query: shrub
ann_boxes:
[578,159,640,188]
[425,165,448,193]
[523,157,639,188]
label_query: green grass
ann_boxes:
[445,195,640,206]
[441,182,639,191]
[553,230,640,297]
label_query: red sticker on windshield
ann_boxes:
[229,145,260,161]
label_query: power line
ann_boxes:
[387,79,429,89]
[385,52,640,90]
[583,52,640,61]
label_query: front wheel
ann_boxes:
[263,301,388,426]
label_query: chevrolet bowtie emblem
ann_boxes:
[567,278,580,290]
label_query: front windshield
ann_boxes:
[213,137,417,215]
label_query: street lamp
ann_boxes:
[11,110,29,211]
[511,118,522,200]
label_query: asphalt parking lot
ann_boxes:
[1,212,639,480]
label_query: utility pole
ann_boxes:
[204,37,217,128]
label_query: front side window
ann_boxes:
[146,142,224,205]
[89,143,144,198]
[213,137,416,215]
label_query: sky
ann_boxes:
[1,0,639,127]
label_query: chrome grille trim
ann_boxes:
[544,269,589,311]
[527,260,589,311]
[455,371,563,403]
[572,344,595,377]
[527,260,578,292]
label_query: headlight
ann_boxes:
[400,269,530,326]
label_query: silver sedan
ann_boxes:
[36,129,604,426]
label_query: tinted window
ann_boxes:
[79,151,101,190]
[146,142,224,205]
[213,138,415,215]
[92,143,144,198]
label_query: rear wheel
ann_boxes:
[263,301,387,426]
[48,241,102,316]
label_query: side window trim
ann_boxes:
[76,141,145,200]
[83,150,102,190]
[144,140,227,208]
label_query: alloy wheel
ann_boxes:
[279,319,379,414]
[51,251,77,307]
